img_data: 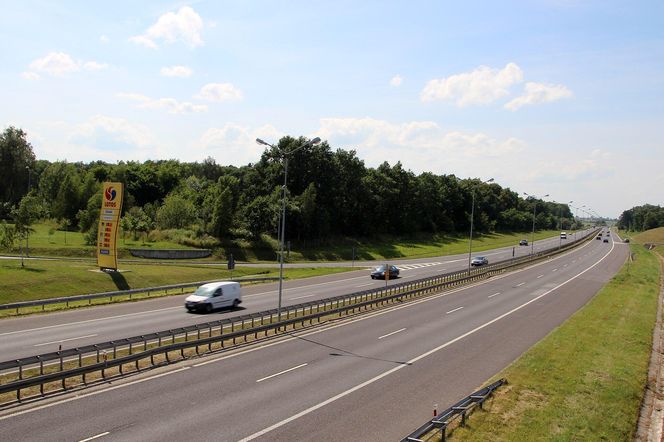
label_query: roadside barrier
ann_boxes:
[402,378,507,441]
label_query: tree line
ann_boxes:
[617,205,664,232]
[1,126,578,248]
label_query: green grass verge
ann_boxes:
[4,221,566,262]
[236,230,565,262]
[0,259,354,305]
[449,244,660,441]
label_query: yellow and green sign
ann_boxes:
[97,182,124,270]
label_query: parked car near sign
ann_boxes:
[471,256,489,266]
[185,281,242,313]
[370,264,400,279]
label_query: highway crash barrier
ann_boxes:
[0,277,279,316]
[0,230,599,406]
[402,378,507,442]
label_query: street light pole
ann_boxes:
[256,136,321,323]
[467,178,493,275]
[524,192,548,255]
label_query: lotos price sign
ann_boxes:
[97,182,124,270]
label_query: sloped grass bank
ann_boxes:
[0,260,353,305]
[451,245,660,440]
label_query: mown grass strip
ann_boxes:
[443,244,660,441]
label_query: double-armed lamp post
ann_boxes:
[255,136,321,322]
[467,178,493,275]
[523,192,549,255]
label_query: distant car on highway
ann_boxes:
[596,235,602,240]
[471,256,489,266]
[519,239,528,246]
[185,281,242,313]
[370,265,399,280]
[560,232,567,239]
[603,237,609,243]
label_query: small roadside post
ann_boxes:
[385,262,389,288]
[227,253,235,280]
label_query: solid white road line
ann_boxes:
[356,283,374,288]
[290,294,315,300]
[238,240,616,442]
[488,292,501,298]
[34,334,99,347]
[0,366,191,422]
[78,432,110,442]
[244,274,371,298]
[256,363,308,383]
[378,328,406,340]
[0,308,182,337]
[516,282,525,287]
[446,307,464,314]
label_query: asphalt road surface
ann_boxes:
[0,231,594,362]
[0,230,627,441]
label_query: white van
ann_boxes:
[560,232,567,239]
[185,281,242,313]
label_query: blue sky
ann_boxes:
[2,1,663,218]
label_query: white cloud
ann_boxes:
[315,116,530,184]
[197,123,281,165]
[118,92,208,114]
[196,83,243,102]
[100,35,110,43]
[83,61,109,71]
[70,115,155,152]
[29,52,80,76]
[22,71,40,80]
[160,65,193,77]
[421,62,524,106]
[504,81,573,111]
[128,35,158,49]
[26,52,108,77]
[390,75,403,87]
[130,6,204,49]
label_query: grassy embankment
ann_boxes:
[7,221,564,261]
[0,260,352,305]
[446,231,662,440]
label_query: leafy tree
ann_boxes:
[0,126,36,215]
[156,194,196,229]
[11,193,47,264]
[241,194,279,238]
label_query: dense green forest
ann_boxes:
[1,126,577,248]
[617,205,664,231]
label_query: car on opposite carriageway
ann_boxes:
[370,265,400,280]
[185,281,242,313]
[471,256,489,266]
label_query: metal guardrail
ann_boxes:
[0,230,597,403]
[0,277,279,314]
[402,378,507,441]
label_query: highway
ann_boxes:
[0,230,626,441]
[0,231,593,362]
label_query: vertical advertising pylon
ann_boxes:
[97,182,124,270]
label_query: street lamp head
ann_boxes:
[486,178,494,183]
[255,138,271,147]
